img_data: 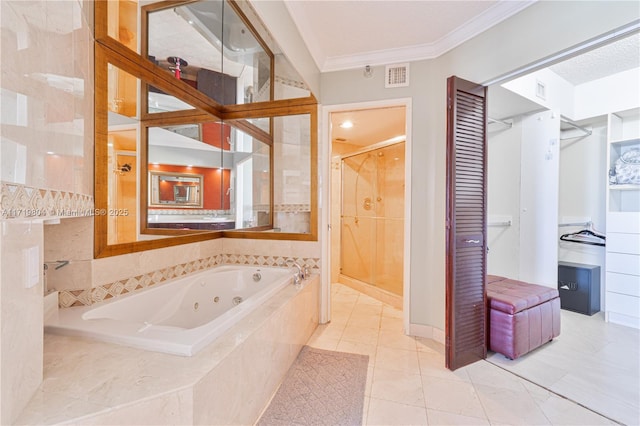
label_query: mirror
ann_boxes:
[149,171,203,207]
[145,118,270,232]
[95,0,318,258]
[146,0,272,108]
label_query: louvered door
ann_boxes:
[445,76,488,371]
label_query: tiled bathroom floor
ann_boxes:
[306,283,617,425]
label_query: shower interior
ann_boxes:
[340,142,405,297]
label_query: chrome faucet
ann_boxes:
[284,259,308,284]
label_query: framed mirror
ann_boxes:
[148,171,203,208]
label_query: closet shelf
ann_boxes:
[609,184,640,191]
[610,138,640,146]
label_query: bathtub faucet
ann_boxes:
[284,259,308,283]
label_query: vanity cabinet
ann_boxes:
[605,107,640,329]
[148,221,235,231]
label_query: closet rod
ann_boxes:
[560,117,592,138]
[488,117,513,129]
[488,220,512,227]
[558,221,592,227]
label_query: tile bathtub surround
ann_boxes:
[17,276,319,425]
[57,252,321,308]
[1,220,45,424]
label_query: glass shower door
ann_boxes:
[341,143,404,296]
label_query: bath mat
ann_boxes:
[257,346,369,426]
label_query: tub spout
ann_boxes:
[283,259,306,283]
[44,260,70,270]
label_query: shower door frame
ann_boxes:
[320,98,412,331]
[339,138,406,294]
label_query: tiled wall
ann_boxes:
[0,1,94,423]
[44,227,321,307]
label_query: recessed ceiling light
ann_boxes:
[46,151,55,155]
[340,120,353,129]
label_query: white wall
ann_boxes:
[502,69,575,118]
[487,118,522,279]
[320,1,639,330]
[574,68,640,120]
[519,111,561,287]
[558,120,608,302]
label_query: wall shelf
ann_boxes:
[605,107,640,330]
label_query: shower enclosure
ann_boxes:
[341,142,405,296]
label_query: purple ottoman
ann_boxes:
[487,275,561,359]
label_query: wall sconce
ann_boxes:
[363,65,373,78]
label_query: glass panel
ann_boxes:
[273,54,311,100]
[107,64,138,245]
[107,0,138,52]
[224,119,271,229]
[221,1,271,104]
[340,143,405,296]
[374,143,405,296]
[273,114,311,233]
[147,120,234,231]
[146,0,271,107]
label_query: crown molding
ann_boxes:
[321,0,537,73]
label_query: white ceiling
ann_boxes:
[284,0,535,72]
[549,33,640,85]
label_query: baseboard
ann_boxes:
[408,323,445,345]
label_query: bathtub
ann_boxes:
[45,265,296,356]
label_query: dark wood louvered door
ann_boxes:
[445,76,488,371]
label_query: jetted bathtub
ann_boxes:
[45,265,296,356]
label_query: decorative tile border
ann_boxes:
[1,182,93,219]
[57,254,320,308]
[274,204,311,213]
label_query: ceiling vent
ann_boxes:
[385,63,409,88]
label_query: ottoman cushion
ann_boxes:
[487,278,559,315]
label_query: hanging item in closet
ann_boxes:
[613,148,640,185]
[560,228,606,247]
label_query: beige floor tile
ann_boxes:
[347,312,382,329]
[464,360,526,391]
[365,366,374,397]
[378,328,418,351]
[537,394,617,425]
[366,398,428,426]
[474,383,550,425]
[305,333,339,351]
[375,346,421,375]
[341,324,380,345]
[416,337,444,354]
[358,294,385,306]
[380,315,404,332]
[382,305,403,319]
[422,376,486,419]
[336,340,378,367]
[370,367,425,408]
[324,283,629,426]
[427,408,489,426]
[417,351,470,382]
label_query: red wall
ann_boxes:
[201,122,231,150]
[149,163,230,210]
